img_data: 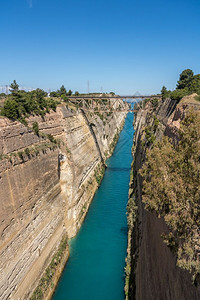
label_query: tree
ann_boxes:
[161,86,171,100]
[2,99,19,119]
[59,85,67,95]
[188,74,200,94]
[67,89,72,96]
[2,87,58,122]
[170,88,188,101]
[177,69,194,90]
[74,91,79,96]
[0,93,6,98]
[161,86,167,95]
[50,91,58,97]
[10,80,19,93]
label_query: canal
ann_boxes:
[53,112,134,300]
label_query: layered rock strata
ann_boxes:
[0,103,126,299]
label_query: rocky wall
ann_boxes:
[0,103,126,299]
[127,96,200,300]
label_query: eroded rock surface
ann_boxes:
[0,104,126,299]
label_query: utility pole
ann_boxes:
[6,85,8,95]
[87,80,90,94]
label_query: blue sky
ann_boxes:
[1,0,200,94]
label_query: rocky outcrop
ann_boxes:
[127,96,200,300]
[0,103,126,299]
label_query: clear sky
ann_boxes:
[1,0,200,94]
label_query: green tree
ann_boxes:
[67,89,72,96]
[177,69,194,89]
[59,85,67,95]
[10,80,19,93]
[188,74,200,94]
[3,99,19,119]
[161,86,167,94]
[161,86,168,100]
[50,91,58,97]
[1,84,58,122]
[170,88,188,101]
[61,94,69,102]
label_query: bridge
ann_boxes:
[68,94,161,99]
[67,94,161,113]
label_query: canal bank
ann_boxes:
[53,112,134,300]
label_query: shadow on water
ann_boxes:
[107,167,131,172]
[120,226,128,236]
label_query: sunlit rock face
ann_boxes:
[0,103,126,299]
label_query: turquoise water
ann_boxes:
[53,113,134,300]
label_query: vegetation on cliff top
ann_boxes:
[161,69,200,101]
[0,82,119,123]
[0,81,59,123]
[140,110,200,283]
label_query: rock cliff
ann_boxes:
[0,103,126,299]
[126,95,200,300]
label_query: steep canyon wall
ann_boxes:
[127,96,200,300]
[0,103,126,299]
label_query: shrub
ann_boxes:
[47,134,57,144]
[151,98,159,109]
[170,88,189,101]
[195,95,200,102]
[32,122,39,136]
[18,151,24,160]
[25,148,30,158]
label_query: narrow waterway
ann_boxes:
[53,112,134,300]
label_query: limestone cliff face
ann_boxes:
[0,104,126,299]
[127,96,200,300]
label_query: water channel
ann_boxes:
[53,112,134,300]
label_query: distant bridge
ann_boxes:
[67,94,161,112]
[68,95,161,100]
